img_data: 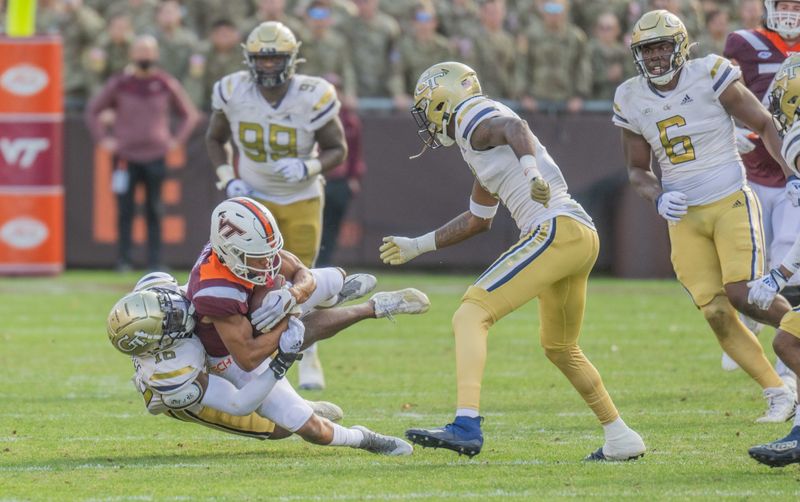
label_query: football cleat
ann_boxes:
[583,429,646,462]
[405,416,484,458]
[756,385,796,423]
[371,288,430,320]
[334,273,378,306]
[298,344,325,391]
[749,426,800,467]
[306,400,343,422]
[352,426,413,456]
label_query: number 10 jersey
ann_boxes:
[612,54,745,206]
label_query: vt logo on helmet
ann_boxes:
[630,10,690,86]
[210,197,284,286]
[106,286,195,357]
[411,62,482,153]
[243,21,301,88]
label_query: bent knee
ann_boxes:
[700,296,736,330]
[452,302,493,333]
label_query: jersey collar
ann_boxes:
[757,28,800,56]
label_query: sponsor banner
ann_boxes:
[0,120,62,185]
[0,37,62,115]
[0,191,63,272]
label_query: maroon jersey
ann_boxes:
[724,28,800,188]
[186,243,254,357]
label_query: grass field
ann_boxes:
[2,271,800,500]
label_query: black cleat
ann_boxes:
[405,416,483,458]
[749,427,800,467]
[583,447,644,462]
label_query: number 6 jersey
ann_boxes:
[612,54,745,205]
[212,71,341,204]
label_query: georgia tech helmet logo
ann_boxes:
[416,68,449,94]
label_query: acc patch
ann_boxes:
[758,51,773,59]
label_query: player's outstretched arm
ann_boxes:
[379,181,495,265]
[720,80,793,178]
[205,109,247,195]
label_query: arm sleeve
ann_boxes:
[308,81,342,132]
[782,234,800,275]
[611,85,641,134]
[453,98,503,150]
[707,55,742,99]
[201,372,280,415]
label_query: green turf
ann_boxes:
[1,271,800,500]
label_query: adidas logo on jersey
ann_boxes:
[680,94,693,105]
[732,199,744,208]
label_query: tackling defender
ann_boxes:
[206,21,349,389]
[746,54,800,466]
[614,10,795,422]
[382,62,646,460]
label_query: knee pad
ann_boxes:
[452,302,494,335]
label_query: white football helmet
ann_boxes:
[133,271,180,293]
[210,197,283,286]
[106,288,195,356]
[766,0,800,39]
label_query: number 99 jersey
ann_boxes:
[212,71,341,204]
[612,54,744,206]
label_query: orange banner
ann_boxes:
[0,37,62,115]
[0,189,63,273]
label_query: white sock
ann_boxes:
[602,417,631,442]
[302,342,318,358]
[456,408,479,418]
[794,405,800,428]
[328,423,365,447]
[301,268,346,314]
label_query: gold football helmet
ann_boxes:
[106,288,195,356]
[630,10,689,86]
[769,53,800,135]
[243,21,300,87]
[411,61,482,151]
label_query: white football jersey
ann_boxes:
[781,122,800,177]
[452,96,593,236]
[613,54,745,205]
[132,337,207,415]
[212,72,341,204]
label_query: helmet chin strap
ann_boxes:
[408,143,429,160]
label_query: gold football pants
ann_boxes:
[257,196,323,267]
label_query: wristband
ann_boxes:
[469,198,499,219]
[215,164,235,190]
[519,154,541,180]
[417,231,437,252]
[305,159,322,178]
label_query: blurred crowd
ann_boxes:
[4,0,764,112]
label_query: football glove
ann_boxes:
[530,177,550,207]
[225,179,253,198]
[656,191,688,222]
[251,287,297,332]
[379,233,436,265]
[273,158,307,183]
[786,175,800,207]
[734,126,757,154]
[748,268,788,311]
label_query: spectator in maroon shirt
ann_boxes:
[85,34,200,271]
[317,73,366,266]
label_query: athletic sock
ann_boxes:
[328,423,365,447]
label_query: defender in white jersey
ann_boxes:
[747,53,800,467]
[615,10,796,422]
[381,62,645,461]
[206,21,349,390]
[106,272,416,455]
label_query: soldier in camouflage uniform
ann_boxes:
[587,11,632,101]
[340,0,400,97]
[241,0,309,43]
[188,19,245,111]
[519,0,590,112]
[571,0,630,35]
[460,0,518,100]
[153,1,201,82]
[86,13,135,97]
[390,6,454,104]
[301,2,358,104]
[105,0,158,35]
[694,8,731,58]
[184,0,253,39]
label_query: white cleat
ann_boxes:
[334,273,378,306]
[739,312,764,335]
[721,352,740,372]
[353,425,414,456]
[779,370,798,403]
[756,385,797,423]
[306,400,343,422]
[298,344,325,391]
[371,288,430,320]
[592,429,646,461]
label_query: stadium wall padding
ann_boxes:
[64,111,673,277]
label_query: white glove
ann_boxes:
[251,287,297,332]
[656,191,688,222]
[278,316,305,354]
[379,232,436,265]
[747,268,788,310]
[786,175,800,207]
[274,158,309,183]
[734,127,756,154]
[225,179,253,198]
